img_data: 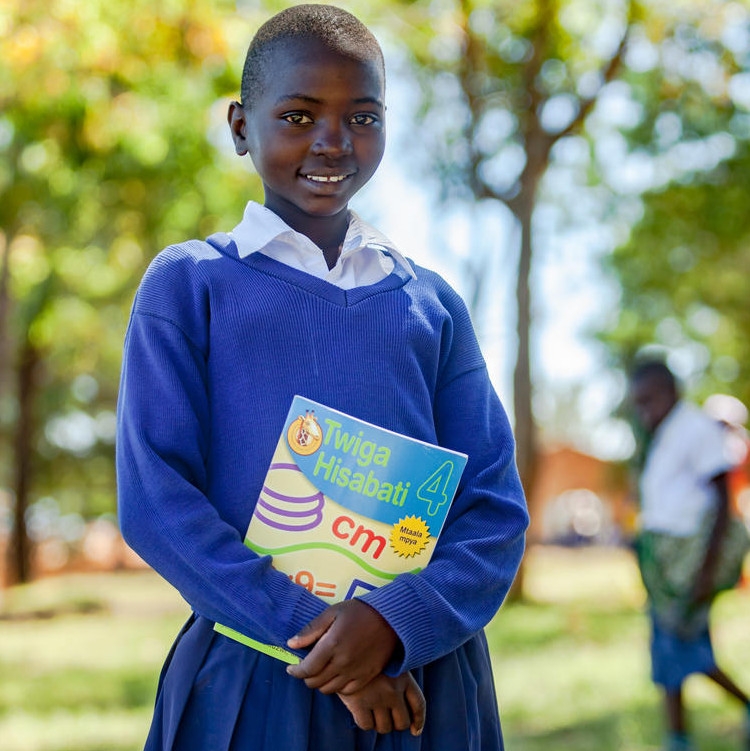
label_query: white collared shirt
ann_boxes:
[639,401,735,536]
[229,201,416,290]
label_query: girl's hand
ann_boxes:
[337,672,426,736]
[286,599,399,694]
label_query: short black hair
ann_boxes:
[629,359,678,392]
[240,4,385,108]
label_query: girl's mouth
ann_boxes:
[303,173,351,183]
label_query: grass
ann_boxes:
[490,547,750,750]
[0,571,188,751]
[1,546,749,750]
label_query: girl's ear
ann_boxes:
[228,101,250,156]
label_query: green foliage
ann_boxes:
[602,138,750,404]
[576,1,750,418]
[596,0,750,404]
[0,0,264,519]
[388,0,750,442]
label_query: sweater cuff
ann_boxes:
[290,599,329,637]
[358,573,437,674]
[274,581,329,647]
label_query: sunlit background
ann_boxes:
[1,0,750,749]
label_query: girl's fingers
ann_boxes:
[286,611,335,649]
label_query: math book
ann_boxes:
[214,395,468,662]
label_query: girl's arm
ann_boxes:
[359,354,529,673]
[117,255,327,650]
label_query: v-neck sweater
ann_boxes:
[116,233,528,674]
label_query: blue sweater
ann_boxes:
[116,234,527,741]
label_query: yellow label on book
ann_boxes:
[390,515,431,558]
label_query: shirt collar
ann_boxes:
[229,201,416,279]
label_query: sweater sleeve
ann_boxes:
[358,281,528,673]
[116,247,327,650]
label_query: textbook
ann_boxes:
[214,395,468,662]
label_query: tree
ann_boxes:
[385,0,637,507]
[0,0,261,582]
[597,2,750,403]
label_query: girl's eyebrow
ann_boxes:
[274,93,384,108]
[354,96,384,108]
[275,93,320,105]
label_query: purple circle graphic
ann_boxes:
[253,463,325,532]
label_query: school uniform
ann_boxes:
[116,202,529,750]
[637,401,735,689]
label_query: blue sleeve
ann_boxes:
[116,248,327,650]
[359,282,529,673]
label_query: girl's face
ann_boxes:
[230,38,386,234]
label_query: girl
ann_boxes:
[116,5,528,750]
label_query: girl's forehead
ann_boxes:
[259,38,385,97]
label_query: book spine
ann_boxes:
[213,623,301,664]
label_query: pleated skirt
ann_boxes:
[143,615,505,751]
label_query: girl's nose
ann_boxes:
[312,122,353,156]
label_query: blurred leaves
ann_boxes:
[602,140,750,403]
[385,0,750,450]
[597,1,750,404]
[0,0,261,545]
[388,0,636,204]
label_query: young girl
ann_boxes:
[116,5,528,750]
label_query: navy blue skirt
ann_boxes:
[144,615,504,751]
[650,613,716,690]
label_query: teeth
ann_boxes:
[306,174,347,183]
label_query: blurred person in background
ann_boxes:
[629,359,750,751]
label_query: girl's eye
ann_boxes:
[282,112,313,125]
[351,113,378,126]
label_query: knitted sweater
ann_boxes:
[116,234,528,674]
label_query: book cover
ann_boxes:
[215,395,468,661]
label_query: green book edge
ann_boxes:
[213,622,300,665]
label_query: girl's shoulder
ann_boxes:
[137,237,240,306]
[131,240,226,346]
[407,263,477,342]
[143,239,224,282]
[408,262,469,311]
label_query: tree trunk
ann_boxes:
[0,236,10,398]
[502,198,536,600]
[512,201,537,501]
[6,339,40,585]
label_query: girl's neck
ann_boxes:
[264,199,350,270]
[320,240,343,270]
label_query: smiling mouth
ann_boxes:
[303,174,351,183]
